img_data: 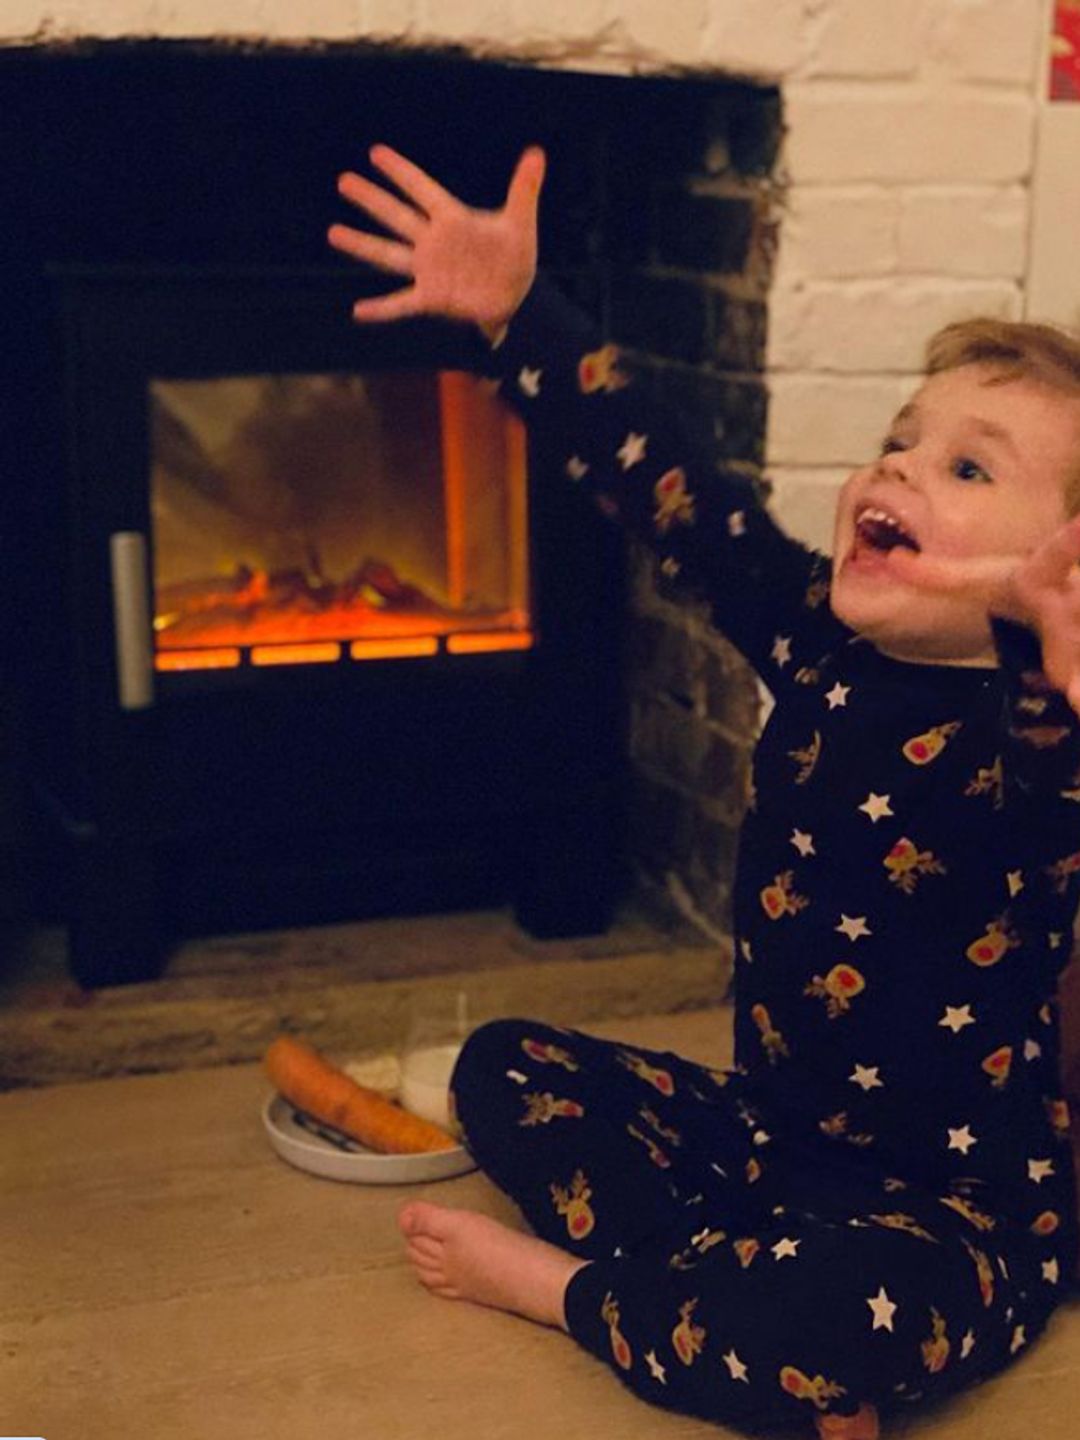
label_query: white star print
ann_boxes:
[948,1125,978,1155]
[998,1255,1010,1279]
[939,1005,976,1034]
[723,1349,750,1383]
[740,939,753,963]
[960,1329,976,1359]
[505,1069,528,1084]
[644,1349,667,1383]
[565,455,589,481]
[616,431,647,470]
[771,635,793,669]
[866,1286,897,1331]
[517,366,541,397]
[850,1064,884,1092]
[771,1237,800,1260]
[836,914,872,942]
[790,829,816,857]
[1006,870,1024,897]
[825,682,851,710]
[727,510,747,537]
[1049,931,1065,950]
[1042,1257,1060,1284]
[1028,1158,1055,1185]
[858,792,894,823]
[753,1129,772,1147]
[1010,1325,1027,1355]
[1024,1038,1042,1061]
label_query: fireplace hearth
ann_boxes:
[6,42,778,985]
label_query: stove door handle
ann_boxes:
[110,531,155,711]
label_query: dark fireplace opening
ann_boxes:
[3,42,780,985]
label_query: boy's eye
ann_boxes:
[953,457,992,484]
[879,436,905,456]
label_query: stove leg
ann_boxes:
[68,837,166,987]
[513,805,616,939]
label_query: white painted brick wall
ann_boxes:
[768,278,1021,373]
[0,0,1054,552]
[155,0,264,39]
[701,0,808,78]
[783,83,1036,184]
[898,187,1029,279]
[261,0,362,43]
[800,0,930,79]
[766,470,848,554]
[616,0,709,64]
[926,0,1043,87]
[505,0,611,50]
[767,374,916,467]
[773,187,899,282]
[361,0,416,35]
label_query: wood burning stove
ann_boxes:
[38,265,625,984]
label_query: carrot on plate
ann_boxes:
[265,1035,457,1155]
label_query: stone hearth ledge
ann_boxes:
[0,911,728,1088]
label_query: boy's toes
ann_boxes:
[398,1199,449,1239]
[814,1403,879,1440]
[406,1235,444,1265]
[397,1201,429,1237]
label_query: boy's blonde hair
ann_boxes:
[924,316,1080,515]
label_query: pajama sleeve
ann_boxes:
[992,618,1080,804]
[990,617,1080,962]
[485,276,851,692]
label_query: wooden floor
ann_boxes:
[5,1006,1080,1440]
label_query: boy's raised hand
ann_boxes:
[328,145,545,335]
[885,513,1080,716]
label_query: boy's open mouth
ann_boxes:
[852,506,921,556]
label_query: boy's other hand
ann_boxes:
[327,145,545,336]
[885,514,1080,717]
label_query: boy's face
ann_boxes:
[830,365,1078,665]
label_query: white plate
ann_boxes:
[262,1093,476,1185]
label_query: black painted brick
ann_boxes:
[703,644,763,738]
[710,293,768,372]
[652,193,756,274]
[626,770,696,868]
[629,693,713,794]
[609,271,711,365]
[726,87,784,177]
[647,366,769,468]
[626,615,705,707]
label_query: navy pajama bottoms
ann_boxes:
[453,1018,1070,1431]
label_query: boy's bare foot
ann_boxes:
[398,1200,587,1331]
[815,1403,880,1440]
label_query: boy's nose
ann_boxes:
[877,449,916,484]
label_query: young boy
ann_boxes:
[328,147,1080,1440]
